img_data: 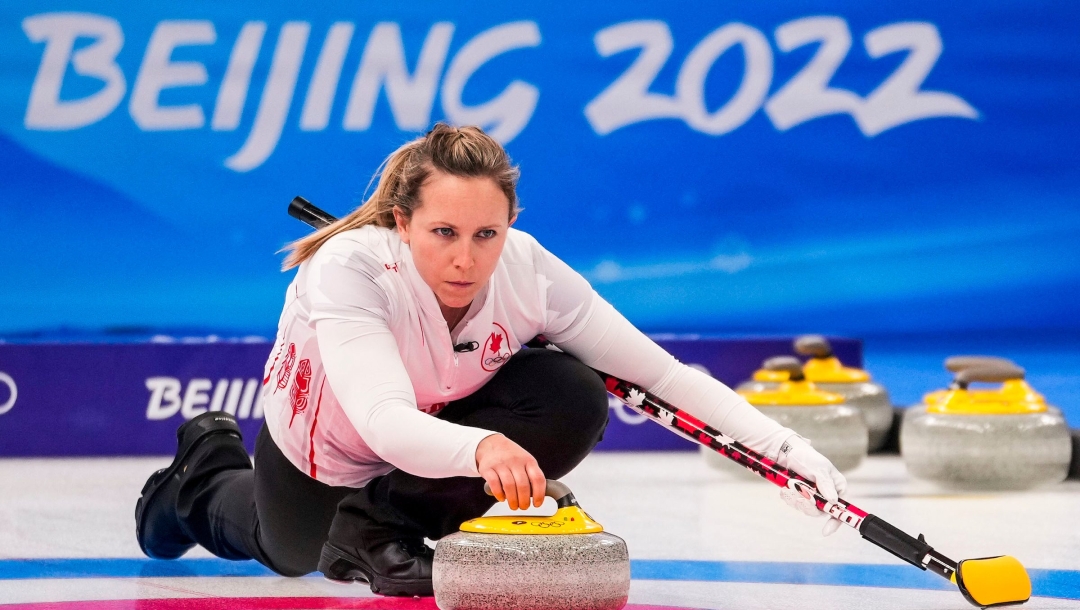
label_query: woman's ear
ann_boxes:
[508,214,517,228]
[393,207,410,244]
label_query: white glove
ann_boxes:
[775,434,847,536]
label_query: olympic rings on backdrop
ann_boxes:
[0,372,17,416]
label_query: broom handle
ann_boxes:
[286,195,961,584]
[569,354,960,583]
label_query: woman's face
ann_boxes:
[395,171,514,314]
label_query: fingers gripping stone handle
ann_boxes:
[483,479,580,508]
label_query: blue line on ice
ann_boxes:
[0,558,1075,600]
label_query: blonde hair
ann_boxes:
[282,123,520,270]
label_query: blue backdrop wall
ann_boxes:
[2,1,1078,336]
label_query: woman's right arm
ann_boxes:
[307,243,499,480]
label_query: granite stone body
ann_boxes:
[433,531,629,610]
[738,380,893,451]
[901,406,1072,490]
[704,404,868,475]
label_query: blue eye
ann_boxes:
[477,229,497,239]
[434,227,454,237]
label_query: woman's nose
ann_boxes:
[452,241,475,269]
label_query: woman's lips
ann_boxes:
[447,281,474,288]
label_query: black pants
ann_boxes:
[174,348,609,576]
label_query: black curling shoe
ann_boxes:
[319,537,435,597]
[135,411,243,559]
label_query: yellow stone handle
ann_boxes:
[483,479,575,506]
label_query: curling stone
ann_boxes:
[1070,427,1080,480]
[705,356,868,475]
[901,363,1072,490]
[736,335,894,452]
[433,480,629,610]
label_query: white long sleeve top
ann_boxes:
[261,225,794,487]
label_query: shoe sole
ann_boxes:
[319,543,434,597]
[135,418,241,559]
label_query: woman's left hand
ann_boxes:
[775,434,848,536]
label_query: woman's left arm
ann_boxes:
[549,294,797,466]
[533,238,847,531]
[529,236,787,459]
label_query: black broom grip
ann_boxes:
[288,196,336,229]
[859,515,933,569]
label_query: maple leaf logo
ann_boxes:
[489,332,504,353]
[625,388,646,408]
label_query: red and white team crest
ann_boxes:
[481,323,513,372]
[288,358,312,427]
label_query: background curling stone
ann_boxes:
[901,363,1072,490]
[1070,428,1080,480]
[433,480,629,610]
[706,356,868,475]
[892,355,1025,452]
[794,335,894,452]
[737,335,894,452]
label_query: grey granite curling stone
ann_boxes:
[1069,428,1080,480]
[433,480,629,610]
[812,381,892,452]
[736,335,894,452]
[902,364,1072,490]
[708,356,868,476]
[796,335,894,453]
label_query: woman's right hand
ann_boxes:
[475,434,546,510]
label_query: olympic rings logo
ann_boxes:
[529,521,564,529]
[0,372,17,416]
[484,354,511,368]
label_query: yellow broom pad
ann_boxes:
[955,556,1031,607]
